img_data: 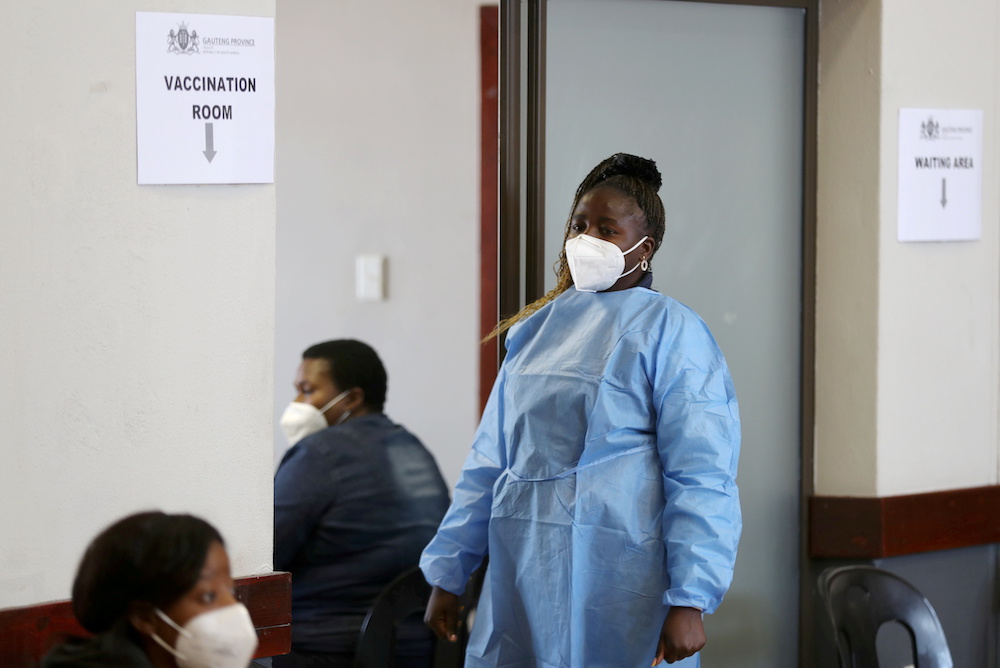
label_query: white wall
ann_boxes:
[0,1,276,609]
[815,0,1000,496]
[875,0,999,495]
[273,0,482,485]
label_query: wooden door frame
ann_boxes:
[479,6,500,414]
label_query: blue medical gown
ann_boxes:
[420,287,742,668]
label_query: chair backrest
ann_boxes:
[817,565,953,668]
[354,567,432,668]
[354,564,486,668]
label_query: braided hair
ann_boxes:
[486,153,665,341]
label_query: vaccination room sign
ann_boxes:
[897,108,983,242]
[135,12,275,184]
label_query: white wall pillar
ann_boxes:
[0,1,277,608]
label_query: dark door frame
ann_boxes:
[479,6,500,415]
[495,0,819,663]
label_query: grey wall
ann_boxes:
[274,0,484,484]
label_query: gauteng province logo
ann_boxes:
[168,22,200,55]
[920,116,939,140]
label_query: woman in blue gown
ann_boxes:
[420,153,742,667]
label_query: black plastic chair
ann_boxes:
[353,565,485,668]
[818,565,953,668]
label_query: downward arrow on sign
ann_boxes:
[203,122,217,163]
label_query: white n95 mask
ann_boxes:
[152,603,258,668]
[564,234,649,292]
[279,389,350,446]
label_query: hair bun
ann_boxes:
[597,153,662,190]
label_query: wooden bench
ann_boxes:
[0,572,291,667]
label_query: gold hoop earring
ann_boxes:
[640,258,649,272]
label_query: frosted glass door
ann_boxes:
[544,1,804,665]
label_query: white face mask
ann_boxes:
[279,389,350,446]
[152,604,258,668]
[564,234,649,292]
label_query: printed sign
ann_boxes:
[136,12,275,184]
[897,108,982,242]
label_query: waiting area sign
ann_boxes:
[898,108,983,242]
[135,12,275,185]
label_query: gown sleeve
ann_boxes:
[652,310,742,615]
[419,367,507,595]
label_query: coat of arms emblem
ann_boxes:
[168,22,200,55]
[920,116,940,140]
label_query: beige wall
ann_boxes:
[0,1,277,608]
[815,0,1000,496]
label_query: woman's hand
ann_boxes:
[424,586,462,642]
[652,606,706,665]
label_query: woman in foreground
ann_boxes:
[44,511,258,668]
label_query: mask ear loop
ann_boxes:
[152,609,190,662]
[318,389,351,415]
[321,389,353,426]
[618,236,650,279]
[622,235,649,256]
[318,390,351,424]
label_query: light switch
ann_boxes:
[356,254,386,302]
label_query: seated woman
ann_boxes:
[273,339,451,668]
[43,511,258,668]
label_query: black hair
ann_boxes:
[486,153,665,340]
[302,339,387,412]
[71,511,224,634]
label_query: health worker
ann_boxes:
[419,153,742,668]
